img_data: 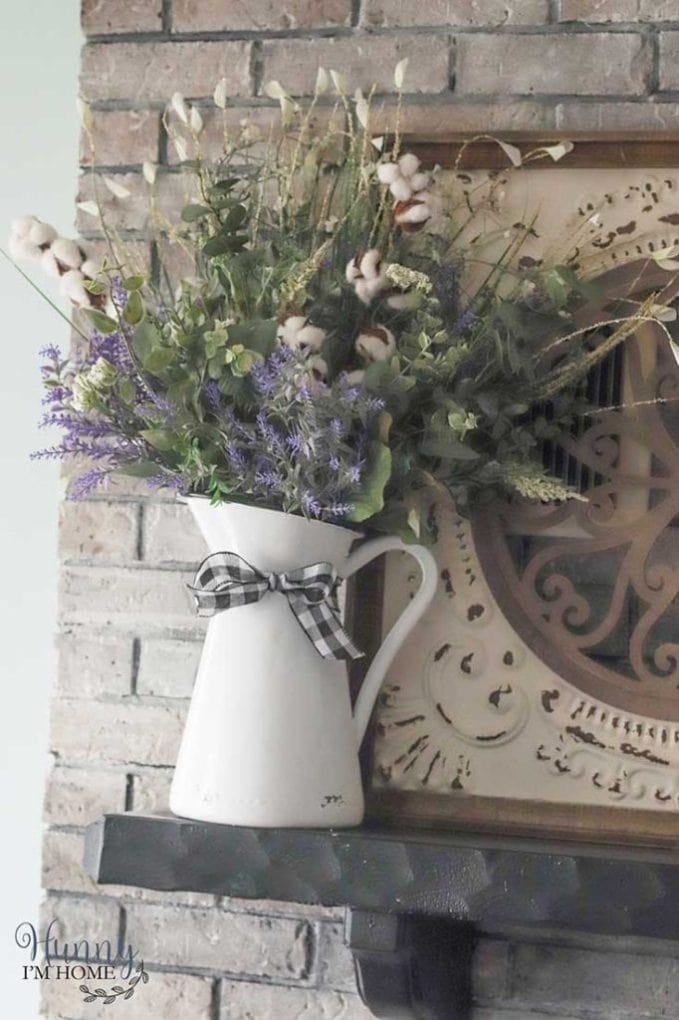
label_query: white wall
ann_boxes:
[0,3,81,1017]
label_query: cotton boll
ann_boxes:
[277,316,326,352]
[8,234,41,261]
[28,221,58,246]
[377,163,400,186]
[398,152,420,178]
[81,257,103,280]
[361,249,382,279]
[296,322,326,351]
[389,177,413,202]
[345,256,361,283]
[51,237,83,269]
[354,279,377,305]
[410,171,431,192]
[60,269,90,307]
[356,326,396,362]
[308,355,328,380]
[346,249,388,304]
[10,215,39,239]
[395,199,431,225]
[40,249,62,278]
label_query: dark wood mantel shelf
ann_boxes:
[85,815,679,1019]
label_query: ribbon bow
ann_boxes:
[188,551,363,662]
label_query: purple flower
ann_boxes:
[202,379,221,412]
[39,344,62,362]
[329,455,341,471]
[326,502,353,519]
[110,275,128,312]
[347,462,362,483]
[68,467,112,500]
[286,432,303,454]
[302,492,322,517]
[454,307,476,332]
[148,471,186,493]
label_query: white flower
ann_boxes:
[51,237,83,270]
[343,368,365,385]
[277,315,326,352]
[171,91,189,125]
[59,269,90,307]
[377,153,432,202]
[89,356,117,388]
[356,325,396,362]
[345,249,388,305]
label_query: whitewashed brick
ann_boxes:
[143,503,207,564]
[125,902,312,975]
[76,170,196,234]
[362,0,548,26]
[262,35,449,96]
[43,830,100,896]
[659,33,679,91]
[50,698,187,767]
[39,893,120,951]
[58,566,198,632]
[219,981,373,1018]
[44,766,126,826]
[131,768,172,813]
[370,99,557,135]
[42,969,212,1020]
[82,0,163,34]
[59,502,139,562]
[80,110,160,168]
[173,0,352,31]
[456,32,652,96]
[80,41,252,102]
[557,100,679,131]
[56,634,133,697]
[137,638,200,698]
[559,0,678,21]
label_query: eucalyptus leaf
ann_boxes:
[346,443,392,523]
[132,319,162,365]
[123,290,144,326]
[84,309,118,335]
[141,428,177,451]
[115,460,160,478]
[144,347,175,374]
[181,204,213,223]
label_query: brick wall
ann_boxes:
[41,2,679,1018]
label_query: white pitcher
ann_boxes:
[169,498,437,828]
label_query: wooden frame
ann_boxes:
[355,131,679,845]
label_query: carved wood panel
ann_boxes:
[368,157,679,841]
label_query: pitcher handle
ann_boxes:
[344,536,437,748]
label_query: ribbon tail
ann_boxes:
[286,594,364,661]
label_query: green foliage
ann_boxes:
[35,77,667,529]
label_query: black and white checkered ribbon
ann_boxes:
[188,551,363,661]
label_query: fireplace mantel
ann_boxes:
[85,815,679,1019]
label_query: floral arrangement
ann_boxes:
[7,64,674,539]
